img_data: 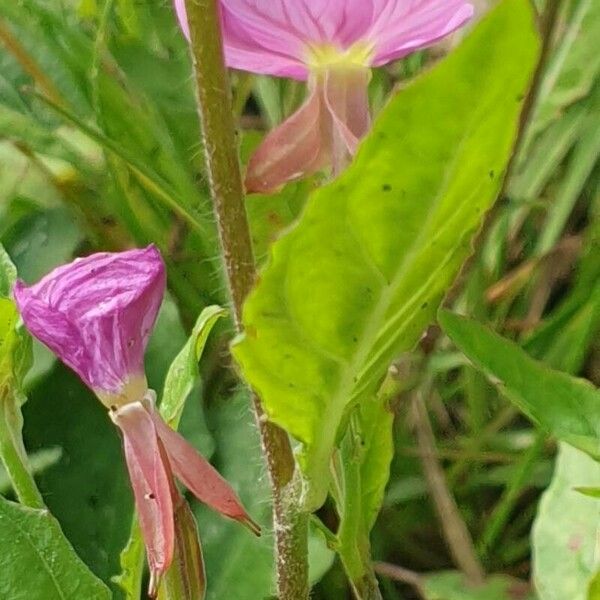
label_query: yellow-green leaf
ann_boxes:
[233,0,541,509]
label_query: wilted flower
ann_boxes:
[14,246,259,597]
[174,0,474,192]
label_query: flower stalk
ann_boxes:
[181,0,309,598]
[0,398,44,510]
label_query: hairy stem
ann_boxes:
[182,1,309,598]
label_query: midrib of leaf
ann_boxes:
[2,507,68,600]
[303,104,487,505]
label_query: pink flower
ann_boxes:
[174,0,473,192]
[14,247,259,596]
[14,246,165,407]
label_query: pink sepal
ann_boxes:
[111,402,175,596]
[245,67,371,193]
[151,409,261,536]
[245,83,330,194]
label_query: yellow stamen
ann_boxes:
[305,42,374,72]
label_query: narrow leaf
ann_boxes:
[336,395,394,593]
[439,310,600,459]
[160,305,226,429]
[574,487,600,499]
[0,244,16,297]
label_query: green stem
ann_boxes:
[0,399,44,509]
[337,416,382,600]
[182,1,309,598]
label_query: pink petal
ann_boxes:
[220,2,308,78]
[368,0,474,65]
[150,409,260,536]
[14,246,165,399]
[219,0,378,54]
[173,0,307,79]
[112,402,175,595]
[173,1,472,79]
[245,83,330,193]
[173,0,190,39]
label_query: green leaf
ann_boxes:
[23,365,132,584]
[589,571,600,600]
[532,0,600,135]
[0,495,111,599]
[0,298,31,393]
[422,571,534,600]
[532,444,600,600]
[0,244,16,297]
[246,183,308,266]
[113,520,144,600]
[233,0,541,509]
[194,393,274,600]
[439,310,600,459]
[336,396,394,592]
[0,297,41,508]
[574,487,600,499]
[159,305,226,429]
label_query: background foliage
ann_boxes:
[0,0,599,599]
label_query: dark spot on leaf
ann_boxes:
[421,302,429,309]
[267,212,283,226]
[489,170,495,179]
[382,184,392,192]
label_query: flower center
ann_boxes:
[305,42,374,72]
[97,374,149,409]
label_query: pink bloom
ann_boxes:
[14,247,259,596]
[13,246,165,407]
[174,0,473,192]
